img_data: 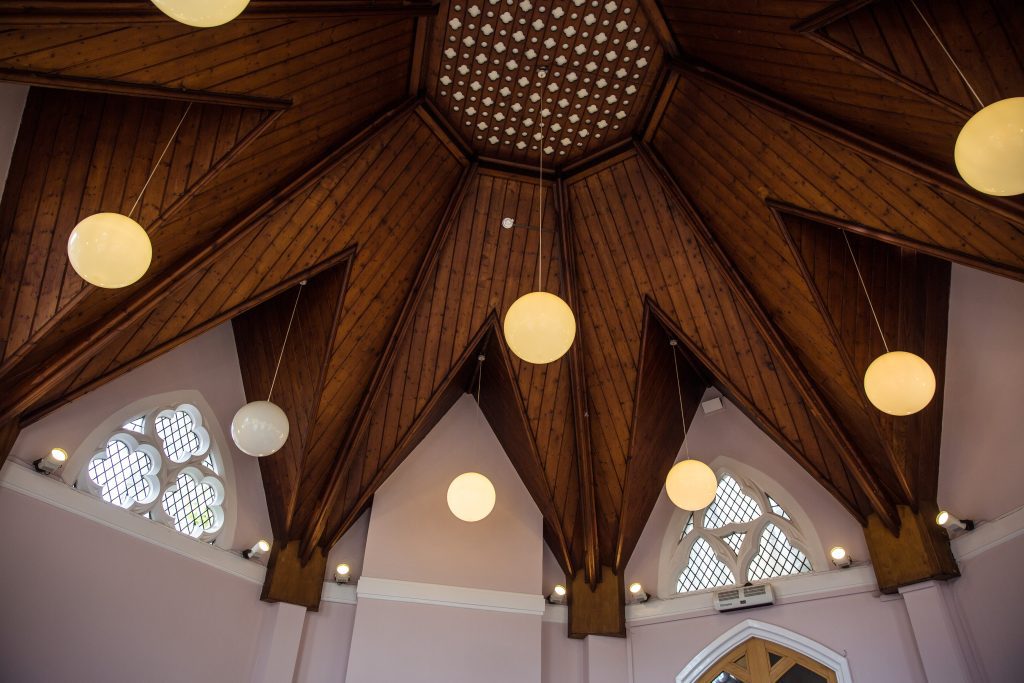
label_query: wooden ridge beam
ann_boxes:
[0,96,420,425]
[668,57,1024,232]
[300,162,478,557]
[0,1,439,23]
[637,141,902,532]
[790,0,883,33]
[555,178,599,587]
[0,68,292,110]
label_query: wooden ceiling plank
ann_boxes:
[0,96,420,425]
[670,57,1024,232]
[0,67,292,109]
[556,178,600,587]
[298,162,478,559]
[637,142,901,532]
[0,1,439,24]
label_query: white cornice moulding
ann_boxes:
[951,504,1024,562]
[321,581,358,605]
[0,460,266,584]
[356,576,546,616]
[626,565,878,627]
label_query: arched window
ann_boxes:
[670,470,815,595]
[76,403,226,541]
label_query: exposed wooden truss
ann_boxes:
[2,0,1021,629]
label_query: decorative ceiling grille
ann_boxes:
[432,0,661,161]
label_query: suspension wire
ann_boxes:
[475,354,485,404]
[128,102,194,218]
[841,230,889,353]
[537,68,547,293]
[267,281,307,401]
[670,340,690,459]
[908,0,985,109]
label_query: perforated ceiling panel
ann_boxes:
[427,0,664,164]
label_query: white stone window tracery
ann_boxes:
[77,404,225,541]
[671,471,813,594]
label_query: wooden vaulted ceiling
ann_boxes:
[1,0,1022,624]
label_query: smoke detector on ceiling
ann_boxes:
[701,397,724,414]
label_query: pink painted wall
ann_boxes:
[949,534,1024,681]
[294,602,358,683]
[939,264,1024,522]
[10,323,272,549]
[626,390,868,596]
[342,394,544,682]
[0,488,268,683]
[359,394,543,593]
[542,620,584,683]
[627,591,925,682]
[325,510,369,581]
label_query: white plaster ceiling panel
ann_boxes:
[428,0,663,165]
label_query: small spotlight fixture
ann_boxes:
[335,563,352,584]
[829,546,852,568]
[626,582,649,604]
[936,511,974,533]
[242,539,271,560]
[34,448,68,474]
[548,584,567,605]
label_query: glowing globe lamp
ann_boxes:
[67,213,152,289]
[503,291,576,364]
[955,97,1024,196]
[447,472,496,522]
[665,459,718,511]
[231,401,289,457]
[150,0,250,27]
[863,351,936,416]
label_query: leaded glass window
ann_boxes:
[78,404,225,541]
[673,471,815,594]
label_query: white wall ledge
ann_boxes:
[950,504,1024,562]
[355,576,546,616]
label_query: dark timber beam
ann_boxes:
[668,57,1024,233]
[300,162,477,558]
[0,1,439,23]
[0,96,420,425]
[0,68,292,110]
[637,141,902,533]
[864,504,959,593]
[568,565,625,639]
[0,419,20,469]
[555,179,600,587]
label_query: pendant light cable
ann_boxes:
[268,281,306,401]
[841,230,889,353]
[670,340,690,458]
[908,0,985,109]
[128,102,194,218]
[475,354,485,404]
[537,68,547,293]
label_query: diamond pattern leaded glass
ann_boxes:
[155,410,203,463]
[747,523,812,581]
[122,416,145,433]
[703,475,762,529]
[722,532,745,554]
[767,494,791,520]
[678,537,736,592]
[162,472,217,535]
[88,439,153,507]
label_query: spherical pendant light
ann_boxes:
[231,400,290,457]
[665,459,718,511]
[503,291,576,365]
[150,0,250,27]
[447,472,496,522]
[863,351,936,416]
[67,213,152,289]
[954,97,1024,196]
